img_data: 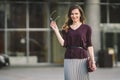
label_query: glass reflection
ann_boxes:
[0,3,5,29]
[7,31,26,56]
[7,3,26,28]
[0,31,4,53]
[29,3,46,28]
[30,31,48,62]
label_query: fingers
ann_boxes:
[50,21,58,31]
[50,21,56,27]
[92,64,97,71]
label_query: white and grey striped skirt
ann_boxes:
[64,58,89,80]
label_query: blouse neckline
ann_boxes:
[70,24,83,31]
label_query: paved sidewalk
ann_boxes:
[89,67,120,80]
[0,66,120,80]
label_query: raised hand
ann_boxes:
[50,21,59,31]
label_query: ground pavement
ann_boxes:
[0,66,120,80]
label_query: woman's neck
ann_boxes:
[72,21,81,25]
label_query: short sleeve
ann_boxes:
[86,25,92,47]
[62,30,67,47]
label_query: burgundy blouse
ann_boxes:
[62,24,92,59]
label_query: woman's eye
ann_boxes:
[71,13,74,15]
[75,13,78,15]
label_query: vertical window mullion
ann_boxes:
[5,3,8,55]
[26,2,29,63]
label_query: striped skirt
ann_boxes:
[64,58,89,80]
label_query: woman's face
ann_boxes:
[70,8,81,23]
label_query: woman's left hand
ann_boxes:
[91,63,97,71]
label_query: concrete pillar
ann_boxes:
[85,0,101,54]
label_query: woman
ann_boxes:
[50,5,96,80]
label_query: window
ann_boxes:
[101,0,120,23]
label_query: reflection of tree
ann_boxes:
[29,38,45,51]
[29,38,41,48]
[29,38,46,62]
[20,37,45,55]
[9,32,26,53]
[8,31,46,62]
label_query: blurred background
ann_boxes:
[0,0,120,68]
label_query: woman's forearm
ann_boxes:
[54,30,64,46]
[50,21,64,46]
[88,46,96,63]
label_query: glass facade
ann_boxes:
[0,2,67,65]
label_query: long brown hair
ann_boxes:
[62,5,86,32]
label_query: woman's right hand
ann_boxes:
[50,21,59,31]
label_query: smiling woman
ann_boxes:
[50,5,96,80]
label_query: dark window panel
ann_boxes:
[30,31,48,62]
[101,0,107,3]
[0,31,4,53]
[109,0,120,3]
[8,3,26,28]
[101,5,107,23]
[101,0,120,3]
[105,33,114,48]
[110,5,120,23]
[29,3,44,28]
[0,11,4,29]
[7,31,26,56]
